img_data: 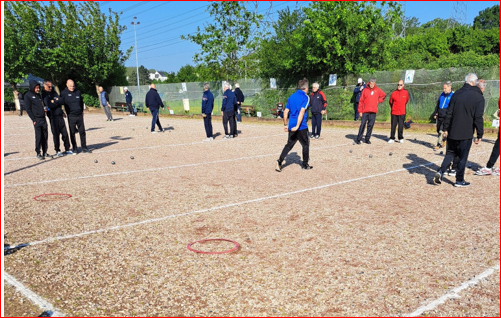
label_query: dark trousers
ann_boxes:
[19,105,24,116]
[203,114,213,138]
[49,116,70,152]
[279,129,310,164]
[311,113,323,137]
[236,105,242,122]
[439,138,472,182]
[150,108,163,132]
[68,115,87,150]
[233,111,238,136]
[34,118,48,155]
[127,102,134,115]
[354,103,359,121]
[223,111,235,136]
[390,114,405,140]
[487,130,500,168]
[357,112,376,142]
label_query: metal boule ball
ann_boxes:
[389,152,392,156]
[440,151,443,154]
[369,155,373,158]
[349,150,353,153]
[94,159,98,163]
[130,156,134,159]
[111,161,115,165]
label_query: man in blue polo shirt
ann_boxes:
[276,77,312,171]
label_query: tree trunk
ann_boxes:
[12,84,20,111]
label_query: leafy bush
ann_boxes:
[82,94,100,108]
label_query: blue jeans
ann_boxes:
[150,108,163,132]
[236,105,242,122]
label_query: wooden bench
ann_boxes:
[112,102,128,113]
[241,105,256,117]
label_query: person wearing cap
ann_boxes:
[99,86,113,121]
[356,78,386,144]
[124,87,134,116]
[353,78,366,121]
[24,80,50,159]
[388,80,409,143]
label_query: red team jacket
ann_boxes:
[358,84,386,114]
[389,89,410,116]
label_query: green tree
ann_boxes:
[473,5,500,30]
[182,2,263,80]
[421,18,449,30]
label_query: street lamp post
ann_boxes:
[131,17,140,96]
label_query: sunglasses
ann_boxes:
[397,84,403,86]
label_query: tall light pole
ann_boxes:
[131,17,140,96]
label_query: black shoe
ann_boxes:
[72,148,78,154]
[82,148,92,153]
[37,154,45,160]
[365,140,371,144]
[434,170,443,184]
[275,160,282,172]
[454,180,471,187]
[355,140,361,145]
[302,163,313,170]
[43,153,51,158]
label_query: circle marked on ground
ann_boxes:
[187,238,240,254]
[33,193,72,201]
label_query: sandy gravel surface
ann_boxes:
[3,113,499,317]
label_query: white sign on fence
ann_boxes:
[405,70,415,84]
[328,74,337,86]
[181,82,187,92]
[270,78,277,89]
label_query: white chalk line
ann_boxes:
[4,142,351,187]
[3,272,65,317]
[23,158,438,247]
[405,263,500,317]
[3,132,286,161]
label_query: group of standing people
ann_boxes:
[24,79,90,159]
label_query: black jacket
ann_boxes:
[60,87,84,116]
[443,83,484,140]
[43,89,65,117]
[145,88,164,109]
[234,88,245,104]
[24,80,45,121]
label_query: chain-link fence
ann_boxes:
[109,66,499,121]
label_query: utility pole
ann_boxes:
[131,17,141,95]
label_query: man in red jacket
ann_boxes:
[356,78,386,144]
[388,80,410,143]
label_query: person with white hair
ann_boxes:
[309,82,327,139]
[352,78,365,121]
[124,87,134,116]
[221,82,237,139]
[434,73,485,187]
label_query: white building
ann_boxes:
[149,71,168,81]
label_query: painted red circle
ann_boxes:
[33,193,72,201]
[187,238,240,254]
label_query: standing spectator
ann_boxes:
[432,81,454,150]
[99,86,113,122]
[145,83,165,133]
[201,83,214,141]
[124,87,135,116]
[16,90,25,116]
[352,78,365,121]
[309,82,327,140]
[388,80,409,143]
[434,73,484,187]
[355,78,386,144]
[221,82,236,139]
[24,80,49,159]
[275,78,312,172]
[476,91,499,176]
[42,80,71,157]
[60,79,91,153]
[234,83,245,124]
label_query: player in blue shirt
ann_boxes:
[276,78,312,171]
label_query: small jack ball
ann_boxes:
[130,156,134,159]
[94,159,98,163]
[111,161,116,165]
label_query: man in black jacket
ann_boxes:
[24,80,49,159]
[434,73,484,187]
[60,79,91,153]
[43,80,72,156]
[234,83,245,125]
[145,83,165,133]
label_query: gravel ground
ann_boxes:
[3,113,500,317]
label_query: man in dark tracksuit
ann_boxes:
[60,79,91,153]
[24,80,49,159]
[234,83,245,124]
[434,73,484,187]
[201,83,214,141]
[124,87,134,116]
[433,81,454,150]
[42,80,71,156]
[221,83,236,139]
[309,82,327,139]
[145,83,165,133]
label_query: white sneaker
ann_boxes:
[202,137,213,142]
[129,114,135,117]
[223,135,230,139]
[65,150,75,156]
[493,167,500,176]
[151,131,157,134]
[399,139,404,144]
[56,151,64,157]
[475,166,493,176]
[388,139,395,144]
